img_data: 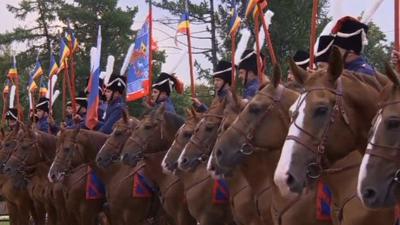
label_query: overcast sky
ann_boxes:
[0,0,395,85]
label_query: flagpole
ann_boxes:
[309,0,319,69]
[185,0,196,98]
[395,0,400,72]
[231,33,237,91]
[62,65,66,121]
[64,59,76,118]
[12,56,23,121]
[148,0,153,99]
[257,2,277,65]
[254,14,264,84]
[67,31,77,115]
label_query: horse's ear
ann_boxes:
[231,91,241,109]
[327,46,344,82]
[288,58,308,84]
[272,63,282,88]
[185,108,192,118]
[122,108,129,123]
[384,62,400,87]
[72,126,80,139]
[0,127,5,139]
[157,103,167,116]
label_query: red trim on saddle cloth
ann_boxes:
[316,180,333,221]
[132,169,153,198]
[85,166,106,200]
[212,179,230,204]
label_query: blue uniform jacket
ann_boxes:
[98,97,125,134]
[155,97,176,113]
[67,112,88,129]
[243,79,260,100]
[345,57,376,76]
[195,88,230,113]
[36,116,59,135]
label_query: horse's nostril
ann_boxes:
[363,188,377,200]
[216,149,222,157]
[286,173,295,186]
[181,158,188,165]
[97,157,102,162]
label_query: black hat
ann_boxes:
[212,61,233,85]
[293,50,310,70]
[75,92,88,108]
[66,101,72,107]
[315,35,335,63]
[331,16,369,54]
[238,50,264,75]
[153,72,184,96]
[105,74,126,94]
[5,108,18,121]
[36,97,49,113]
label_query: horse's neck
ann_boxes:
[32,162,51,182]
[79,130,108,160]
[322,151,361,205]
[37,133,57,160]
[92,163,121,186]
[180,164,210,190]
[240,150,280,194]
[143,152,177,191]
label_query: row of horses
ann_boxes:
[0,47,398,225]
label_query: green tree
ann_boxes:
[363,22,392,72]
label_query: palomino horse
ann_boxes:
[0,127,41,225]
[48,127,107,225]
[120,105,196,225]
[177,98,239,225]
[273,47,394,225]
[97,113,175,225]
[212,65,331,225]
[4,125,68,225]
[358,63,400,208]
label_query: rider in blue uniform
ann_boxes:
[148,72,184,113]
[97,74,126,134]
[67,92,88,129]
[238,50,262,101]
[331,16,375,76]
[35,97,59,135]
[5,108,19,132]
[192,60,233,112]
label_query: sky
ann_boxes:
[0,0,396,85]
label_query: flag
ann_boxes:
[245,0,257,18]
[85,25,102,130]
[58,38,71,72]
[126,17,151,102]
[174,1,190,46]
[7,57,18,80]
[28,77,38,93]
[228,0,241,36]
[48,54,59,77]
[31,60,44,80]
[39,76,48,97]
[66,30,79,53]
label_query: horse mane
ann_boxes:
[342,70,387,93]
[35,130,57,155]
[79,129,109,151]
[164,111,185,132]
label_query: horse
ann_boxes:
[273,47,394,225]
[48,127,108,225]
[3,125,69,225]
[357,63,400,208]
[176,97,245,225]
[0,126,44,225]
[120,105,196,225]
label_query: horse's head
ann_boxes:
[162,108,202,175]
[274,47,383,199]
[213,65,299,174]
[96,111,139,168]
[121,104,185,167]
[4,124,52,188]
[48,127,83,183]
[358,63,400,208]
[0,128,19,172]
[178,98,226,172]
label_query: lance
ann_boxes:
[309,0,319,69]
[185,0,196,97]
[396,0,400,72]
[148,0,154,101]
[256,1,277,65]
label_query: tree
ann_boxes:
[363,22,392,72]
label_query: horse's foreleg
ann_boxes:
[7,201,18,225]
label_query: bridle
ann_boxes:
[228,84,288,155]
[285,78,354,178]
[366,99,400,183]
[52,136,85,176]
[186,113,224,165]
[102,123,134,162]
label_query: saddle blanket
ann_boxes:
[212,179,230,204]
[316,180,332,221]
[86,166,106,200]
[132,169,155,198]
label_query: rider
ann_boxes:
[192,60,233,112]
[97,74,126,134]
[5,108,19,131]
[147,72,184,113]
[67,92,88,129]
[315,35,335,68]
[65,101,74,127]
[238,50,262,101]
[35,97,59,134]
[331,16,375,75]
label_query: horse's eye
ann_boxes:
[249,103,261,114]
[205,125,214,132]
[114,130,122,136]
[183,132,192,138]
[314,106,329,117]
[387,118,400,130]
[144,124,153,130]
[64,147,70,152]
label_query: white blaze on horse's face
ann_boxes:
[357,114,382,199]
[274,93,307,197]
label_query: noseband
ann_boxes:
[285,78,353,178]
[366,99,400,183]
